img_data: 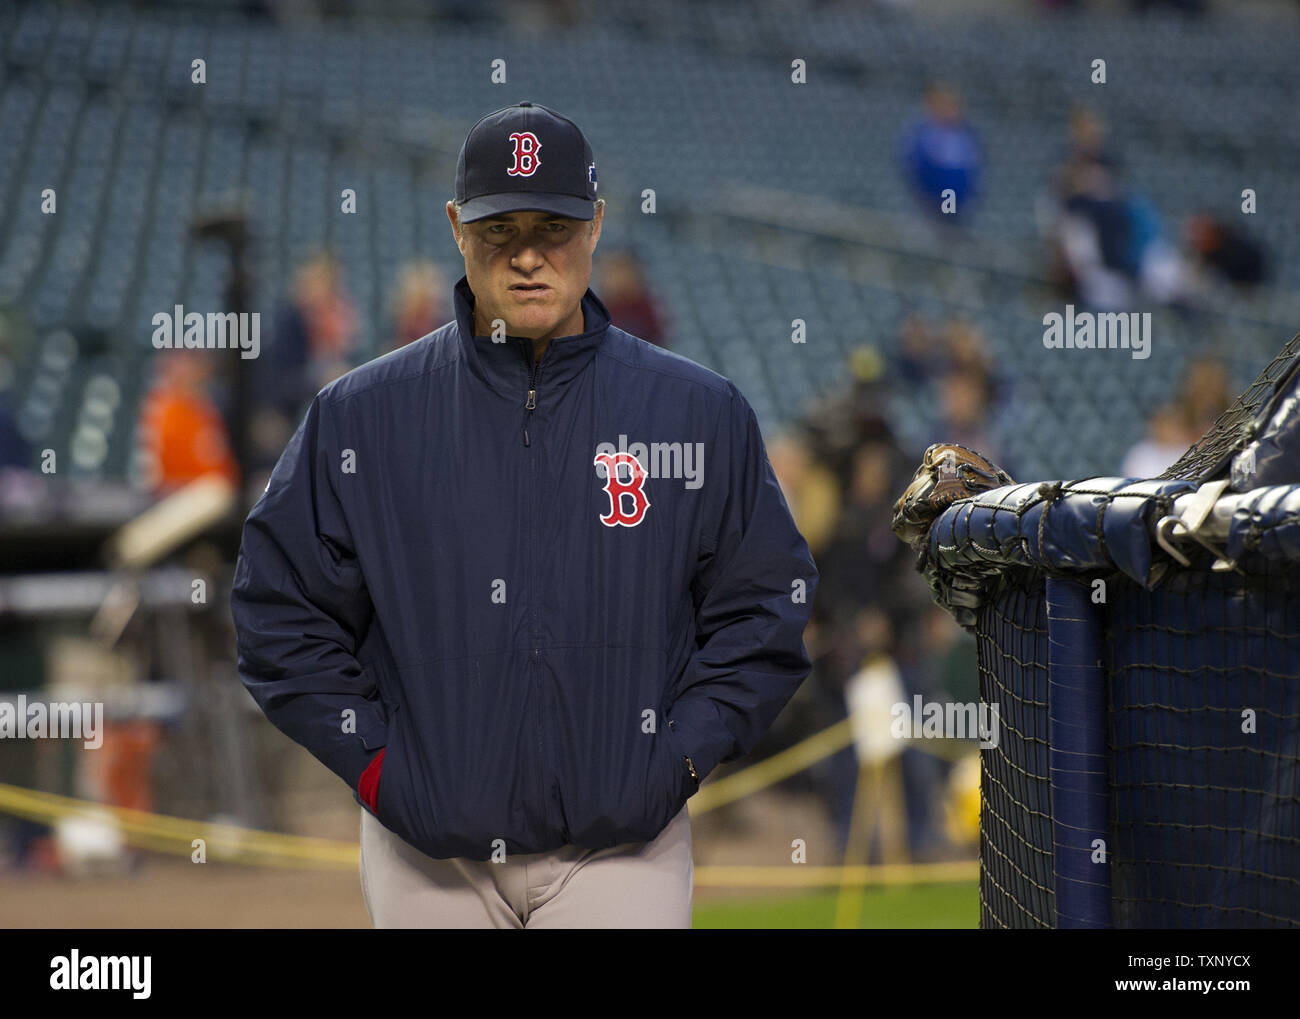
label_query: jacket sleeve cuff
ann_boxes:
[331,697,390,789]
[667,698,732,784]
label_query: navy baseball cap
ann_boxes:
[454,102,598,223]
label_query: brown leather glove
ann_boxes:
[892,443,1015,631]
[891,442,1015,551]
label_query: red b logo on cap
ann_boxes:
[507,132,541,177]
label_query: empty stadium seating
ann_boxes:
[1,1,1297,488]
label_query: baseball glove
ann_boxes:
[892,442,1014,630]
[892,442,1014,549]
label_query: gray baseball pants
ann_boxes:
[359,804,693,928]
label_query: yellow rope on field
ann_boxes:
[688,718,854,814]
[0,782,359,868]
[0,715,979,880]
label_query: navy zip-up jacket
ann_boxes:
[231,274,818,860]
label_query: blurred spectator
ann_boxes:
[138,350,240,496]
[802,346,894,487]
[810,427,952,861]
[1185,213,1269,288]
[262,251,358,421]
[894,317,1010,465]
[899,82,982,224]
[943,318,998,391]
[816,438,915,667]
[1180,356,1231,437]
[1128,192,1192,306]
[948,319,1015,431]
[1042,112,1191,310]
[89,717,162,820]
[1121,358,1230,477]
[936,370,1003,467]
[891,315,940,391]
[597,251,667,348]
[1042,109,1124,305]
[811,432,907,853]
[1056,107,1122,185]
[767,429,841,559]
[907,602,977,856]
[891,317,1005,448]
[1122,402,1195,478]
[1053,163,1138,308]
[386,260,449,353]
[798,337,978,859]
[251,252,358,477]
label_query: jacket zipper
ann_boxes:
[520,336,550,830]
[522,337,537,447]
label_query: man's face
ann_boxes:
[447,204,603,342]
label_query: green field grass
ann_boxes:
[692,881,979,929]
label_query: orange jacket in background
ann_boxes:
[139,385,240,494]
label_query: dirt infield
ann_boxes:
[1,861,371,928]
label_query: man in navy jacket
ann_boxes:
[230,102,818,927]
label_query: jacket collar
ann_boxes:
[453,274,611,395]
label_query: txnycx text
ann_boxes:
[50,951,151,999]
[1129,956,1250,969]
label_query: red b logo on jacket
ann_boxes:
[594,452,650,527]
[507,132,541,177]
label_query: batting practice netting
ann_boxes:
[927,336,1300,929]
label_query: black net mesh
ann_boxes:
[976,553,1300,929]
[977,572,1056,929]
[1106,556,1300,928]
